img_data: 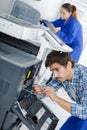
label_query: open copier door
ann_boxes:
[0,34,59,130]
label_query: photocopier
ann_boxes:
[0,12,72,130]
[0,13,58,130]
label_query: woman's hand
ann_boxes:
[51,27,59,33]
[39,17,43,22]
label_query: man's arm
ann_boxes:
[42,87,71,113]
[54,95,71,113]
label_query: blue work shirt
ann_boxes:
[52,16,83,62]
[47,63,87,120]
[42,16,83,62]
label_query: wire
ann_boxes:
[22,88,56,105]
[22,87,45,100]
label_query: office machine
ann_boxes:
[0,10,72,129]
[0,14,72,59]
[0,13,44,41]
[0,41,59,130]
[10,0,41,25]
[41,20,73,52]
[0,14,48,60]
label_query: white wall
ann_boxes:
[18,0,64,21]
[0,0,14,14]
[0,0,64,20]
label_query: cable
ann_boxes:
[46,73,53,84]
[22,88,56,105]
[16,101,27,118]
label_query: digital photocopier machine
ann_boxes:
[0,14,72,130]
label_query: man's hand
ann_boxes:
[32,84,43,96]
[42,87,58,101]
[42,87,71,113]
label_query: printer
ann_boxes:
[0,13,72,60]
[0,13,60,130]
[0,7,72,129]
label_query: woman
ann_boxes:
[41,3,83,62]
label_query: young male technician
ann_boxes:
[32,50,87,130]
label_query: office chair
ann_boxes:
[10,0,41,25]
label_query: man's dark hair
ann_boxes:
[45,51,75,68]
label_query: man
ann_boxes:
[32,50,87,130]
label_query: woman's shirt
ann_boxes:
[52,16,83,62]
[47,63,87,119]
